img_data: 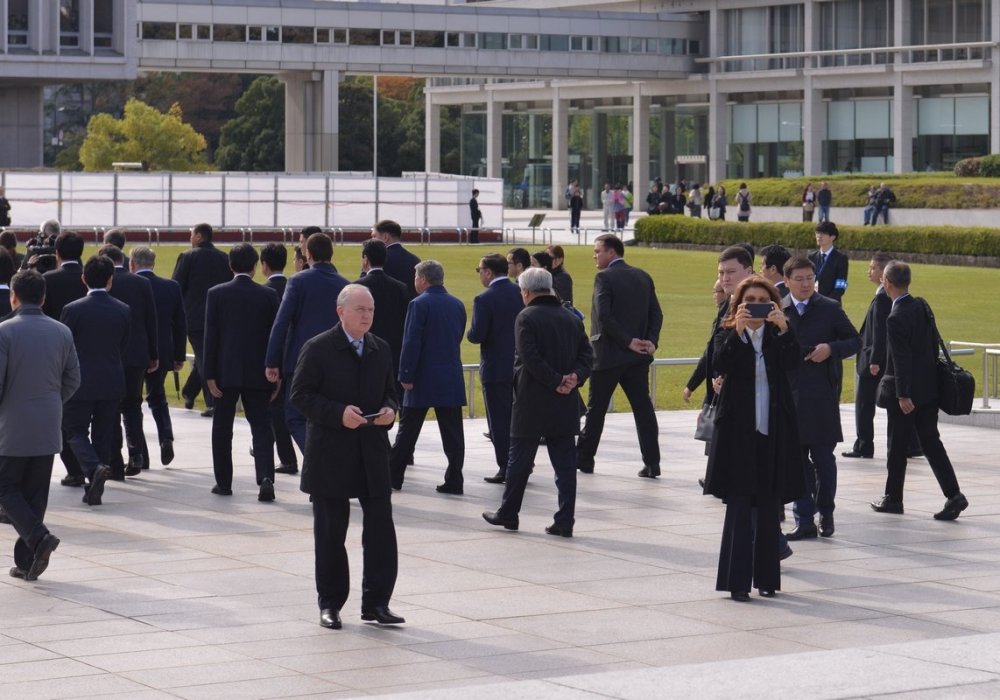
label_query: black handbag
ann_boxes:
[694,397,718,442]
[921,299,975,416]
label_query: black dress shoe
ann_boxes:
[933,493,968,521]
[211,485,233,496]
[870,495,904,514]
[61,474,85,487]
[698,477,706,489]
[730,591,750,602]
[124,454,143,477]
[819,514,835,538]
[545,524,573,538]
[841,449,873,459]
[785,523,818,540]
[436,483,463,495]
[638,465,660,478]
[483,431,492,441]
[483,471,505,484]
[258,478,275,502]
[482,511,519,531]
[83,465,111,506]
[184,396,195,410]
[758,589,776,598]
[9,566,26,579]
[779,544,794,561]
[319,608,342,629]
[160,440,174,466]
[26,533,59,581]
[274,464,299,475]
[361,606,405,624]
[200,407,214,418]
[577,459,594,474]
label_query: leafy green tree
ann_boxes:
[78,98,209,171]
[214,76,285,171]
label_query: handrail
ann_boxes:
[696,40,996,64]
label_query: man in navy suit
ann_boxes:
[131,246,186,468]
[467,253,523,484]
[60,256,130,507]
[577,234,663,478]
[355,239,409,390]
[783,256,860,540]
[871,262,968,520]
[759,245,791,299]
[372,220,419,299]
[259,243,299,475]
[808,221,849,303]
[172,223,233,416]
[204,244,281,501]
[389,260,467,494]
[266,233,349,451]
[99,244,158,480]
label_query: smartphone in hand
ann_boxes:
[746,302,774,319]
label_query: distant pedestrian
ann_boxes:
[735,183,752,222]
[469,189,482,244]
[817,182,832,222]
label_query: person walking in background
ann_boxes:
[601,183,614,230]
[612,183,627,231]
[688,184,703,219]
[372,220,420,299]
[576,234,662,479]
[809,221,849,303]
[546,244,574,305]
[817,182,832,222]
[703,276,804,601]
[469,189,482,245]
[871,262,968,520]
[801,183,816,222]
[483,268,593,538]
[623,182,635,228]
[0,270,80,581]
[735,183,752,222]
[715,185,728,221]
[569,184,583,235]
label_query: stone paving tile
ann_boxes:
[168,675,350,700]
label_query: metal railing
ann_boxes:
[949,341,1000,409]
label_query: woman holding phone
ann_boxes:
[703,276,804,601]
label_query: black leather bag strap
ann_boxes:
[918,297,952,364]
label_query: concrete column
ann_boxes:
[894,0,908,65]
[707,83,727,185]
[802,76,825,176]
[283,72,307,172]
[803,0,817,55]
[892,73,913,173]
[660,108,675,182]
[485,90,502,179]
[284,71,339,172]
[551,89,568,211]
[79,0,94,54]
[0,86,43,168]
[591,111,605,209]
[314,70,339,171]
[425,91,441,173]
[631,86,650,193]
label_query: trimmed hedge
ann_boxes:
[634,215,1000,258]
[716,176,1000,210]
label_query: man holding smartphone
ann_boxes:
[782,257,860,540]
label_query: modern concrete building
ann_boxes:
[2,0,998,210]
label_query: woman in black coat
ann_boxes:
[703,276,805,601]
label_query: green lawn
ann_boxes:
[122,243,1000,412]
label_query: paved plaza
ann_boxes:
[1,406,999,699]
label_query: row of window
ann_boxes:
[139,22,698,56]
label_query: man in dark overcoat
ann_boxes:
[291,284,403,630]
[482,268,592,537]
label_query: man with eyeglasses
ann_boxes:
[782,256,860,541]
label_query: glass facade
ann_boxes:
[823,99,893,173]
[727,102,803,178]
[723,5,804,70]
[913,94,990,170]
[910,0,991,60]
[818,0,893,66]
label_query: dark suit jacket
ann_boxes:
[590,258,662,371]
[881,295,940,407]
[383,242,420,298]
[775,281,790,299]
[60,291,130,401]
[467,277,523,383]
[398,285,466,408]
[109,268,158,368]
[0,286,10,318]
[204,275,279,391]
[137,269,187,368]
[42,261,86,320]
[355,268,409,373]
[265,262,349,376]
[469,197,482,226]
[551,266,574,305]
[857,287,891,372]
[687,299,727,401]
[265,274,288,302]
[809,247,849,303]
[291,324,398,499]
[783,293,861,444]
[171,242,232,337]
[511,295,593,438]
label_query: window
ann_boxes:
[603,36,624,53]
[249,26,279,42]
[463,32,477,47]
[198,25,211,40]
[178,24,193,40]
[382,30,396,45]
[350,28,379,46]
[60,0,80,47]
[141,22,175,40]
[316,28,330,43]
[540,34,568,51]
[283,26,313,44]
[570,36,597,51]
[94,0,113,48]
[415,30,445,48]
[214,24,244,42]
[479,32,506,50]
[333,29,347,44]
[399,30,412,46]
[446,32,460,47]
[178,24,210,41]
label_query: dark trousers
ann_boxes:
[389,406,465,489]
[0,455,55,571]
[469,218,480,244]
[483,381,513,470]
[270,381,298,468]
[211,387,275,489]
[144,367,174,468]
[498,435,577,527]
[63,399,118,479]
[284,371,308,452]
[717,494,781,593]
[312,495,397,611]
[570,210,581,230]
[885,400,960,502]
[186,332,213,409]
[59,439,83,478]
[794,443,836,523]
[111,366,148,473]
[577,359,659,468]
[852,370,879,457]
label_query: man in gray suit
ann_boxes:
[0,270,81,581]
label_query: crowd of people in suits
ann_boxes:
[0,215,969,621]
